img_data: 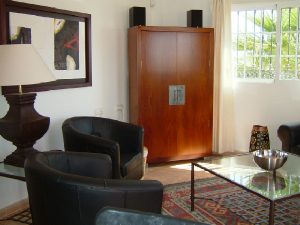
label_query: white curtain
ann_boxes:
[210,0,234,153]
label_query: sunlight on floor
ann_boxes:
[170,163,203,171]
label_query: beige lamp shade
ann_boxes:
[0,44,56,86]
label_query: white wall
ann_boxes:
[0,0,211,210]
[234,81,300,151]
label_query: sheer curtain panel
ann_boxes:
[210,0,234,153]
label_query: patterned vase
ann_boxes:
[249,125,270,152]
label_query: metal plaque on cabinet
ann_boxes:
[169,85,185,105]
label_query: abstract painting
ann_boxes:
[54,19,79,70]
[1,0,91,94]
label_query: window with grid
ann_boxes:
[232,5,300,80]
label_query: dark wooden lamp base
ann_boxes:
[0,93,50,168]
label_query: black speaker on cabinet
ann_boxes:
[129,7,146,28]
[187,10,203,28]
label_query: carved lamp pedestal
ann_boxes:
[0,93,50,167]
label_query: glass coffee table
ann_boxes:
[0,161,25,181]
[191,152,300,225]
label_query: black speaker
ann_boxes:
[129,7,146,28]
[187,10,203,28]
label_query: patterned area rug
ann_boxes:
[4,177,300,224]
[162,177,300,225]
[5,208,32,224]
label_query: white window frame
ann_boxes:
[232,1,300,83]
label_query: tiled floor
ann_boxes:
[0,150,245,224]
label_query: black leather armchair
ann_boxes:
[24,151,163,225]
[62,116,144,179]
[95,207,209,225]
[277,122,300,155]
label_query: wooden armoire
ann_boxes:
[128,26,214,163]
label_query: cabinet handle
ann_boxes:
[177,90,181,101]
[173,90,182,104]
[169,85,185,105]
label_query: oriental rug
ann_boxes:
[4,177,300,224]
[162,177,300,225]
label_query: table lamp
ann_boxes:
[0,44,56,167]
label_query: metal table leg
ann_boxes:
[191,163,195,211]
[269,201,275,225]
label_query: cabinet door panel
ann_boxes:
[141,31,177,160]
[176,32,213,156]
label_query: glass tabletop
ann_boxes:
[194,152,300,201]
[0,162,25,181]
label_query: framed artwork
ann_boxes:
[0,0,92,94]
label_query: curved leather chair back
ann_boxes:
[62,117,144,179]
[25,151,163,225]
[278,122,300,155]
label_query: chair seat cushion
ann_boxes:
[120,152,142,177]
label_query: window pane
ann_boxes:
[245,57,260,78]
[282,8,298,32]
[246,34,254,55]
[261,57,275,79]
[281,57,296,70]
[236,57,244,78]
[281,33,297,55]
[263,9,277,32]
[281,57,296,79]
[280,7,299,79]
[232,11,238,33]
[238,34,245,56]
[289,33,297,55]
[254,34,261,55]
[282,8,290,32]
[239,11,246,33]
[232,34,238,52]
[262,57,275,70]
[281,33,289,55]
[262,33,276,55]
[247,11,255,33]
[290,8,298,31]
[255,10,262,32]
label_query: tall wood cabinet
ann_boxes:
[128,26,214,163]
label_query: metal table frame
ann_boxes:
[191,156,300,225]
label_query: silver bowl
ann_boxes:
[252,149,288,171]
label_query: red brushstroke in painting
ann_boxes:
[64,34,79,52]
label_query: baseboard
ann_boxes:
[0,198,29,219]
